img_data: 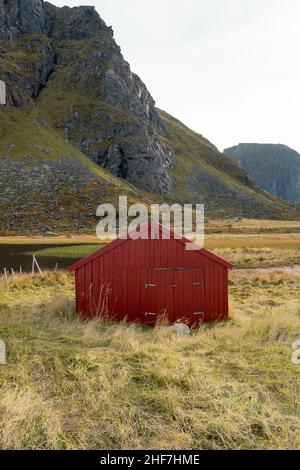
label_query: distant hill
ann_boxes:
[0,1,298,234]
[225,144,300,205]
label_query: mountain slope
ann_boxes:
[0,1,298,234]
[160,112,296,218]
[1,1,175,195]
[225,144,300,205]
[0,105,154,234]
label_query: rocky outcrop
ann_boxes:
[95,133,175,194]
[0,156,120,233]
[0,0,175,195]
[0,0,46,39]
[225,144,300,204]
[185,165,276,218]
[44,3,109,41]
[1,34,56,106]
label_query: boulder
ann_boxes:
[170,323,190,335]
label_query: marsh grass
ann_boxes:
[0,271,299,449]
[34,244,104,259]
[214,247,300,268]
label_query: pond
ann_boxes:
[0,243,105,272]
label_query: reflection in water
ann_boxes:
[0,244,96,272]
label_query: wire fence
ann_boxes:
[1,255,59,281]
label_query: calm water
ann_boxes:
[0,244,94,272]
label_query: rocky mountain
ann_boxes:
[0,1,298,234]
[225,144,300,205]
[0,0,46,39]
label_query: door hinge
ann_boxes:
[145,283,156,288]
[193,282,204,286]
[193,312,205,316]
[144,312,157,317]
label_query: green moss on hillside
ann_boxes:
[0,105,153,234]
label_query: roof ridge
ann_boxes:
[68,220,233,272]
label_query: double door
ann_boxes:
[141,268,205,326]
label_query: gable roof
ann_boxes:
[68,220,233,272]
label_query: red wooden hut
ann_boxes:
[69,221,233,326]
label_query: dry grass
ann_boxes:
[0,218,300,244]
[205,232,300,249]
[206,218,300,234]
[213,247,300,268]
[0,271,299,450]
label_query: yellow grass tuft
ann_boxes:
[214,247,300,268]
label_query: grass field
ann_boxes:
[1,220,300,449]
[206,218,300,234]
[32,244,300,269]
[205,233,300,249]
[1,220,300,270]
[31,232,300,269]
[214,248,300,269]
[1,218,300,243]
[34,244,105,259]
[0,270,299,450]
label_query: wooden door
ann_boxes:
[141,269,174,325]
[173,268,205,326]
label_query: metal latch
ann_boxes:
[193,312,205,316]
[145,283,156,288]
[144,312,157,317]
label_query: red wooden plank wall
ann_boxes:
[74,237,230,325]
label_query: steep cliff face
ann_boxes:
[0,1,56,106]
[0,0,46,39]
[0,33,56,106]
[225,144,300,204]
[44,3,108,40]
[0,0,175,195]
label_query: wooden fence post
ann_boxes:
[33,255,44,277]
[3,268,8,285]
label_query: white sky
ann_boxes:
[51,0,300,153]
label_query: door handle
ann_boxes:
[193,312,205,316]
[144,312,157,317]
[145,283,156,288]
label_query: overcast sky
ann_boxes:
[51,0,300,153]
